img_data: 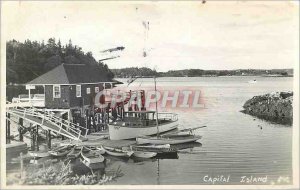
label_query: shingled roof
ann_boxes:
[27,64,114,85]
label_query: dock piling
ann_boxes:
[19,118,24,142]
[35,125,39,151]
[30,124,35,151]
[20,152,24,180]
[6,113,11,144]
[46,130,51,149]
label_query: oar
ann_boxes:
[180,125,207,132]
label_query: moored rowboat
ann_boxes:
[103,146,133,158]
[49,145,73,157]
[67,146,82,159]
[132,151,157,158]
[81,150,105,168]
[136,135,202,145]
[134,144,171,149]
[28,151,50,158]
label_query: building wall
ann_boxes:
[45,83,107,109]
[69,83,104,109]
[45,85,70,109]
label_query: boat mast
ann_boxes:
[154,76,159,137]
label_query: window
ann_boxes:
[76,85,81,97]
[95,87,99,93]
[53,85,61,98]
[86,87,91,94]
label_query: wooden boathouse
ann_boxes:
[6,63,120,149]
[27,63,115,109]
[25,63,118,130]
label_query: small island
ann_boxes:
[242,91,293,125]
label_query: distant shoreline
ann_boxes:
[114,75,294,79]
[112,68,293,78]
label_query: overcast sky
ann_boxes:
[2,1,299,71]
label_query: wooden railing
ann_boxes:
[6,106,87,141]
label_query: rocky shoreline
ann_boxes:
[242,91,293,125]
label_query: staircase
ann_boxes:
[6,106,88,141]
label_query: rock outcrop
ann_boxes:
[242,91,293,125]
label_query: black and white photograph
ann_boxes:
[1,1,299,189]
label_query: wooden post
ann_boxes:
[20,152,24,180]
[91,115,96,132]
[19,118,24,142]
[61,112,67,140]
[47,130,51,149]
[101,109,104,123]
[106,108,109,123]
[6,113,11,144]
[30,124,35,151]
[35,125,39,151]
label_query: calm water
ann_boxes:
[108,76,293,185]
[7,76,293,185]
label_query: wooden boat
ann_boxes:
[108,111,178,140]
[103,146,133,158]
[132,151,157,158]
[136,135,202,145]
[83,146,106,155]
[67,147,82,159]
[122,146,157,158]
[96,146,106,155]
[48,145,73,157]
[81,150,105,168]
[28,151,50,158]
[134,144,171,149]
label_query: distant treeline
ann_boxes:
[6,38,114,84]
[112,67,293,78]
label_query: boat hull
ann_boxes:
[133,151,157,158]
[28,151,50,158]
[108,121,178,140]
[104,147,133,157]
[136,135,202,145]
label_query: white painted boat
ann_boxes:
[132,151,157,158]
[122,146,157,158]
[28,151,50,158]
[248,79,257,83]
[136,135,202,145]
[81,150,105,167]
[48,145,72,157]
[108,111,178,140]
[135,144,171,149]
[103,146,133,158]
[96,146,106,155]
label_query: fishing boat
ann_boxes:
[103,146,133,158]
[48,145,73,157]
[81,150,105,169]
[108,111,178,140]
